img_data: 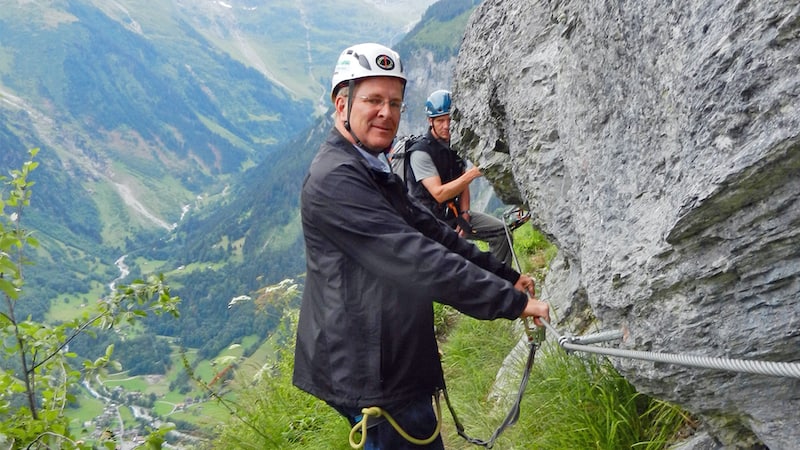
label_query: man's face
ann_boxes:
[337,77,405,152]
[430,115,451,142]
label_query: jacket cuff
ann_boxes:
[497,264,520,284]
[510,290,528,319]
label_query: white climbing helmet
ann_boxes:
[330,42,406,102]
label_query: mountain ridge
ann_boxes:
[2,0,473,399]
[0,0,439,310]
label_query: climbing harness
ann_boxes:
[348,395,443,449]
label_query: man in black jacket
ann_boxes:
[294,42,549,450]
[406,89,514,266]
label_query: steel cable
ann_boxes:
[540,320,800,379]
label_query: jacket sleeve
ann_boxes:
[402,194,520,284]
[303,161,526,320]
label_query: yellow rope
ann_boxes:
[348,394,442,449]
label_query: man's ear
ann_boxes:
[334,96,347,115]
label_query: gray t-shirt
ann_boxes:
[409,150,439,182]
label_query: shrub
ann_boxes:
[0,150,181,449]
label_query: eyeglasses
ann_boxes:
[357,95,406,113]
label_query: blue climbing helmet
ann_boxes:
[425,89,452,118]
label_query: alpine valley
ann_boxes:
[0,0,480,446]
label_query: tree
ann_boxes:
[0,149,181,449]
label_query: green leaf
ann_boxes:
[0,279,19,299]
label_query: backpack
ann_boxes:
[387,135,423,182]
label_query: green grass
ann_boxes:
[108,160,195,225]
[437,316,526,448]
[118,405,136,427]
[153,399,178,417]
[158,346,195,389]
[197,113,261,153]
[194,359,217,383]
[234,335,279,380]
[405,10,474,56]
[102,376,148,392]
[434,318,690,449]
[512,223,557,279]
[90,179,142,243]
[513,343,689,449]
[207,339,352,450]
[66,386,106,424]
[265,212,303,253]
[46,278,114,322]
[170,401,231,424]
[132,256,169,274]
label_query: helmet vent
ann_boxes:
[356,53,372,71]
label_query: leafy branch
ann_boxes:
[0,150,181,449]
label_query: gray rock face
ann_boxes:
[452,0,800,448]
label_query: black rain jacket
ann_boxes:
[293,128,527,408]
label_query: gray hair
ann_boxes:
[332,86,350,119]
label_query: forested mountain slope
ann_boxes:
[0,0,433,317]
[145,0,484,359]
[1,0,480,380]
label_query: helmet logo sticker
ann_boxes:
[375,54,395,71]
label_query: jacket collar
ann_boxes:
[329,128,391,173]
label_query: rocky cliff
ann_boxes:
[451,0,800,448]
